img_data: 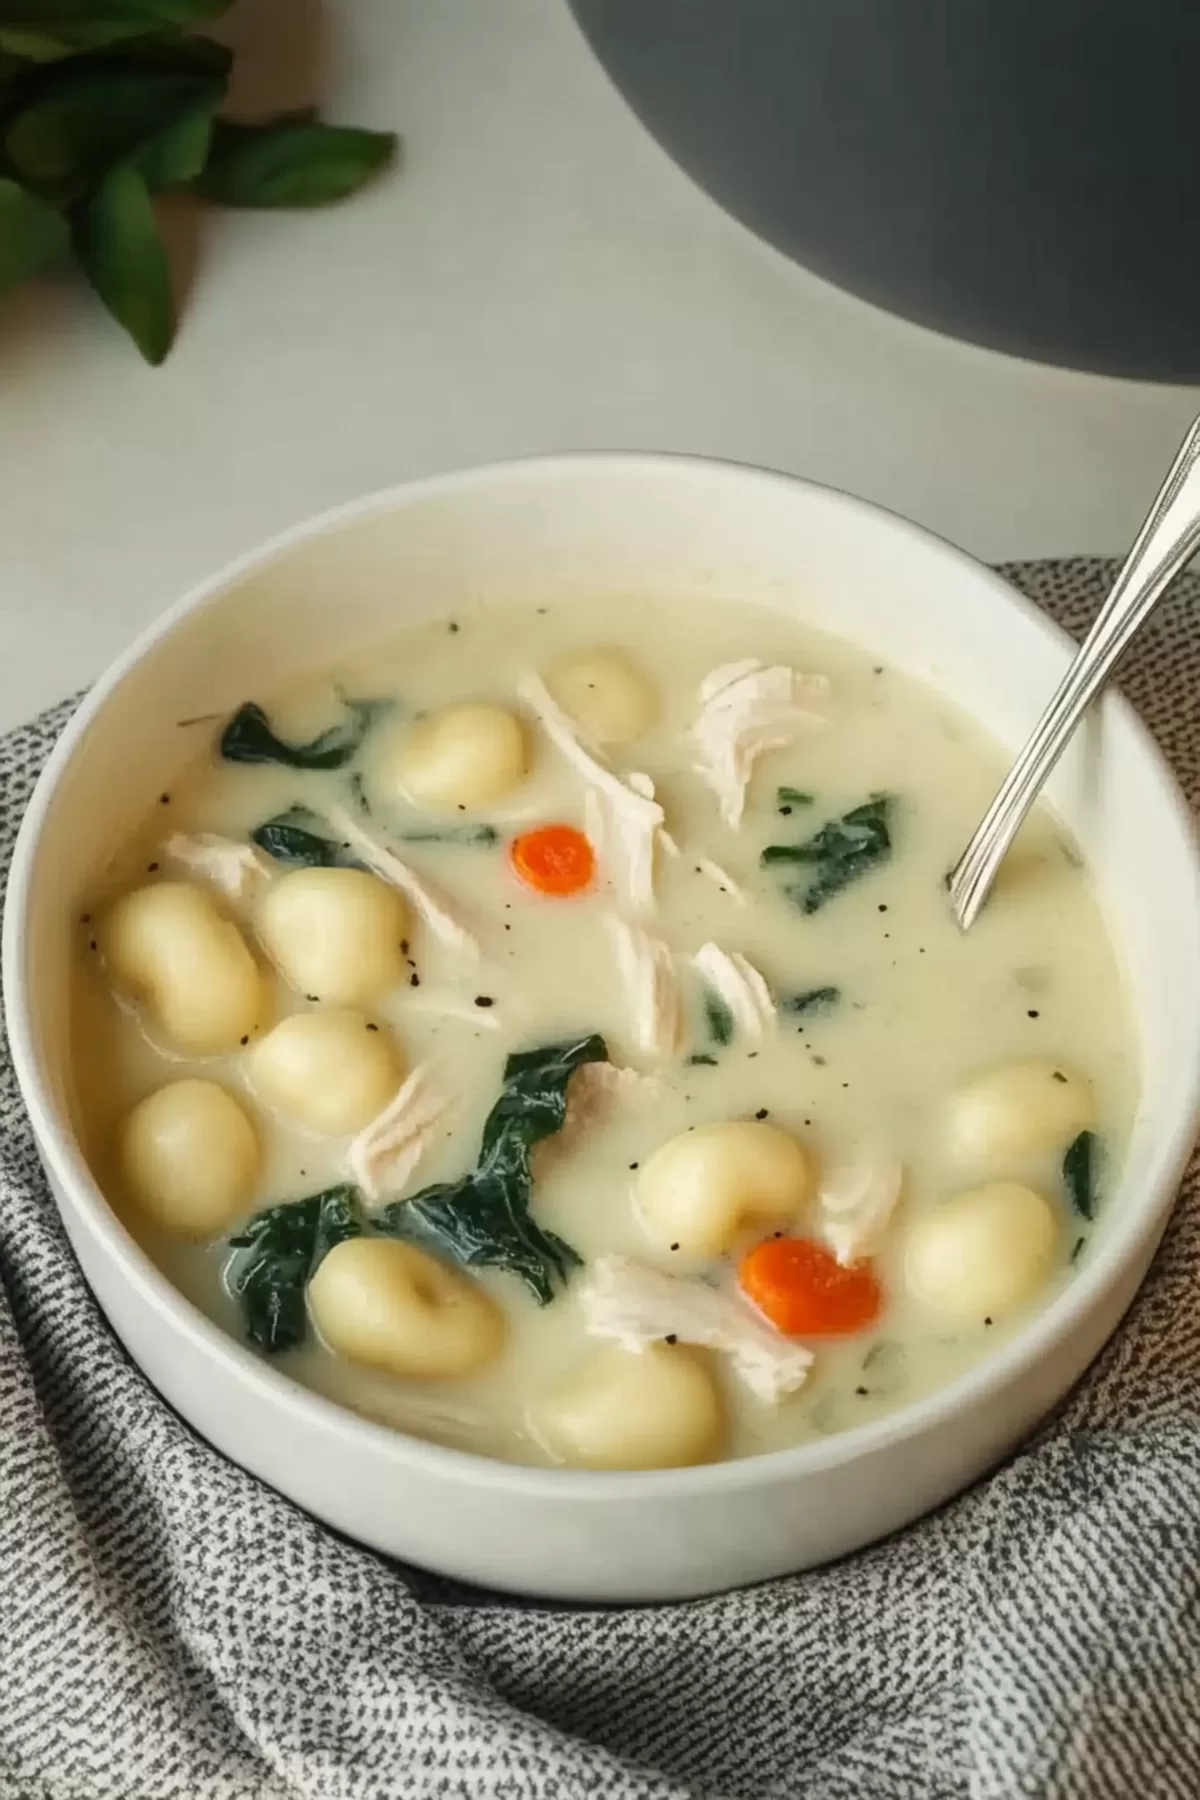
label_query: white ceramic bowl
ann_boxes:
[7,455,1200,1603]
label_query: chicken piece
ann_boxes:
[346,1064,452,1202]
[818,1151,904,1266]
[163,833,273,903]
[580,1255,814,1404]
[607,916,683,1061]
[691,660,829,828]
[324,802,477,956]
[520,671,665,911]
[692,942,776,1041]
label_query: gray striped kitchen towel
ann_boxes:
[2,558,1200,1800]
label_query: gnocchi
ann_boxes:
[119,1079,258,1237]
[544,646,658,744]
[247,1009,403,1134]
[537,1343,724,1469]
[258,866,409,1006]
[947,1060,1094,1170]
[637,1119,812,1257]
[309,1237,504,1378]
[395,702,528,811]
[905,1182,1059,1324]
[100,880,267,1055]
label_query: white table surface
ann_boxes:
[1,0,1197,736]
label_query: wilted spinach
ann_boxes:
[395,825,499,848]
[220,698,379,770]
[227,1184,363,1353]
[251,808,348,868]
[1063,1130,1099,1220]
[776,786,814,808]
[763,796,893,914]
[377,1034,607,1303]
[703,991,734,1047]
[780,985,841,1017]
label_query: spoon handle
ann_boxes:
[949,415,1200,931]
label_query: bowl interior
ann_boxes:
[10,453,1200,1475]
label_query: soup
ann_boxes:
[70,592,1136,1469]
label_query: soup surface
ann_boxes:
[71,593,1137,1468]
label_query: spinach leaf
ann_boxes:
[195,116,396,208]
[685,1052,718,1067]
[0,175,67,289]
[1063,1130,1099,1220]
[781,985,841,1017]
[777,786,814,807]
[251,809,346,869]
[763,796,893,914]
[0,1,229,63]
[72,161,172,363]
[396,825,499,848]
[228,1184,363,1353]
[220,697,377,770]
[378,1034,606,1304]
[704,991,734,1046]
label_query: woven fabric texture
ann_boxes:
[2,558,1198,1800]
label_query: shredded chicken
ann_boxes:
[818,1151,904,1266]
[324,802,477,956]
[691,660,829,828]
[403,989,503,1030]
[520,671,665,911]
[607,917,682,1060]
[558,1060,663,1149]
[164,833,273,903]
[580,1255,814,1404]
[346,1065,452,1202]
[692,942,776,1041]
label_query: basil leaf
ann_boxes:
[0,176,67,289]
[220,697,378,769]
[251,811,345,869]
[0,1,230,62]
[379,1034,606,1304]
[228,1184,363,1353]
[764,796,893,914]
[73,161,173,363]
[6,66,225,205]
[195,116,396,208]
[133,99,216,189]
[1063,1130,1099,1221]
[781,986,841,1017]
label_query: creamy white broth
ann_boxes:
[70,592,1138,1466]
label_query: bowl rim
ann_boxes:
[7,448,1200,1503]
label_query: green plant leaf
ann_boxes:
[251,810,346,869]
[220,697,380,769]
[1063,1130,1099,1221]
[6,65,225,205]
[133,99,214,188]
[0,175,67,289]
[228,1185,364,1353]
[0,1,230,62]
[73,161,172,363]
[195,116,397,208]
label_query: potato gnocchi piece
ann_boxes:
[544,646,658,745]
[119,1079,259,1238]
[258,866,409,1006]
[537,1342,724,1470]
[395,702,528,811]
[580,1255,813,1403]
[309,1237,504,1378]
[248,1009,403,1135]
[100,880,268,1056]
[637,1119,811,1257]
[947,1060,1094,1170]
[905,1182,1059,1324]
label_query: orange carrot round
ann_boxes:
[509,823,596,897]
[738,1235,883,1336]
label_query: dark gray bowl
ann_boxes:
[570,0,1200,382]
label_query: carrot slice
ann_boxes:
[509,823,596,897]
[738,1235,883,1336]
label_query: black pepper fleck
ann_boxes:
[474,995,494,1008]
[812,1054,826,1067]
[779,804,793,816]
[410,972,421,987]
[306,994,319,1003]
[1027,1009,1040,1019]
[984,1316,994,1327]
[504,922,512,931]
[755,1107,769,1120]
[664,1334,678,1345]
[366,1022,379,1032]
[147,861,159,872]
[159,792,170,805]
[400,939,410,955]
[670,1242,680,1252]
[1053,1070,1067,1084]
[88,939,97,951]
[80,913,91,924]
[448,621,459,634]
[629,1162,639,1171]
[239,1035,249,1046]
[878,903,888,913]
[855,1385,869,1396]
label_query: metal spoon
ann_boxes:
[949,414,1200,931]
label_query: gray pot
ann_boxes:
[570,0,1200,382]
